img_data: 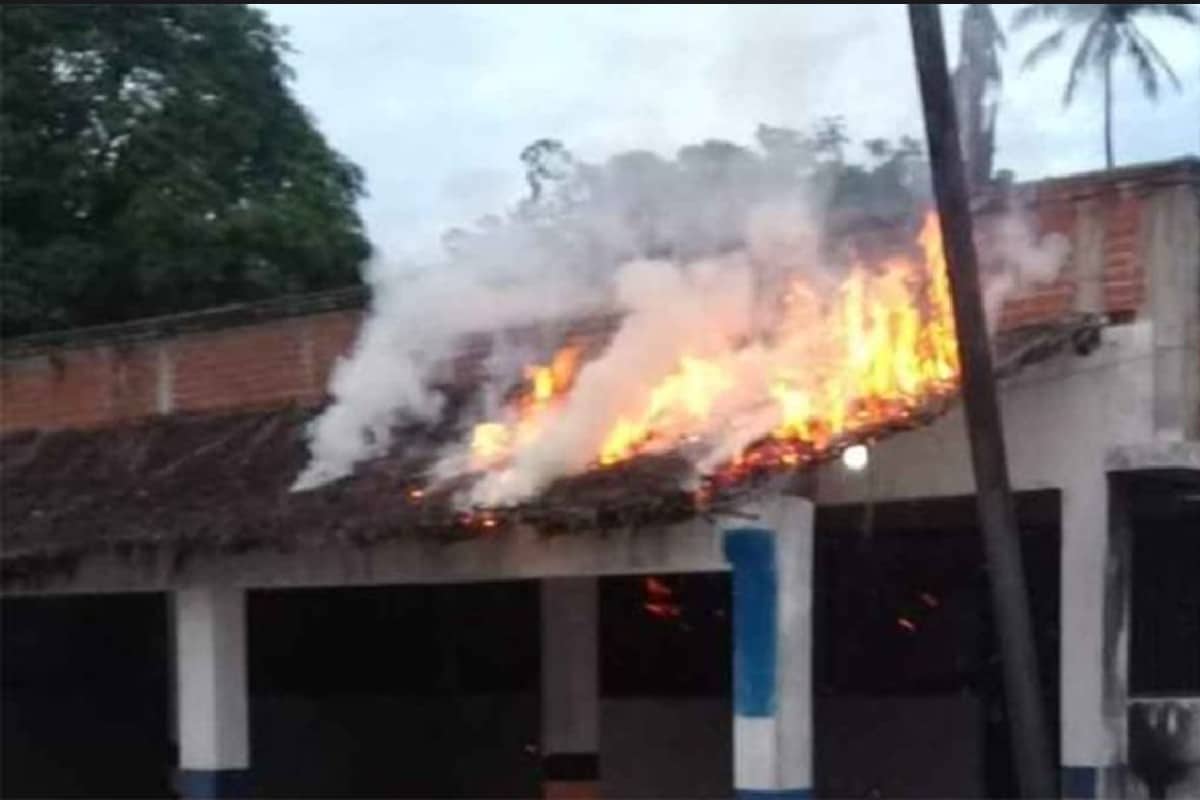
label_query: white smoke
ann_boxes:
[457,205,1071,507]
[292,253,607,491]
[294,136,1071,500]
[980,212,1072,331]
[468,253,757,505]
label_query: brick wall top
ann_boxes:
[0,309,363,435]
[2,159,1196,436]
[1,285,367,360]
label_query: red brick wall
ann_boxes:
[0,175,1173,437]
[1101,194,1145,314]
[991,184,1148,330]
[1,310,360,435]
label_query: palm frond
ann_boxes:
[1133,5,1199,25]
[1021,29,1067,70]
[1123,29,1163,99]
[1063,17,1109,104]
[1012,4,1107,30]
[1126,21,1184,93]
[1012,4,1072,29]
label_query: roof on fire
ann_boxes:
[0,312,1103,590]
[6,157,1196,589]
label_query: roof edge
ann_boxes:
[2,285,368,359]
[986,156,1199,202]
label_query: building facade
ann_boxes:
[2,160,1198,798]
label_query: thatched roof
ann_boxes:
[0,312,1103,588]
[0,404,721,587]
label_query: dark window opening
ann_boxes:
[246,582,540,798]
[1,593,171,799]
[249,582,539,696]
[599,573,731,698]
[1129,477,1200,696]
[813,491,1060,800]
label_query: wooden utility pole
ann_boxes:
[907,6,1056,798]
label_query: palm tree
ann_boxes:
[954,4,1007,187]
[1013,4,1197,168]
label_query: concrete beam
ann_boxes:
[3,516,727,596]
[1106,441,1200,473]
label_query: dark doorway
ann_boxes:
[813,491,1061,799]
[599,573,733,798]
[1125,472,1200,799]
[0,592,172,798]
[245,581,540,798]
[1128,474,1200,697]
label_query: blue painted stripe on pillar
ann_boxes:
[723,527,777,718]
[175,769,251,798]
[1061,765,1098,799]
[737,789,813,800]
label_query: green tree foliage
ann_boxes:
[1013,4,1197,168]
[0,4,371,337]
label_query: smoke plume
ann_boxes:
[293,132,1070,503]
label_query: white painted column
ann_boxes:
[173,585,250,798]
[1059,469,1131,800]
[723,495,814,800]
[541,577,599,799]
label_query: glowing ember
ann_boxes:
[644,576,672,598]
[469,212,959,488]
[644,602,682,620]
[643,576,682,620]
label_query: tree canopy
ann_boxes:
[441,121,931,282]
[0,4,371,337]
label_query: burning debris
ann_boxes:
[455,211,956,509]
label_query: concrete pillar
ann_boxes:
[173,585,250,798]
[1061,473,1127,799]
[541,577,599,799]
[723,495,814,800]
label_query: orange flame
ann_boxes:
[470,344,582,470]
[600,356,734,465]
[470,212,958,482]
[764,212,958,450]
[524,344,581,406]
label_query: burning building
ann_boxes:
[1,159,1198,799]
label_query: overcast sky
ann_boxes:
[258,4,1199,261]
